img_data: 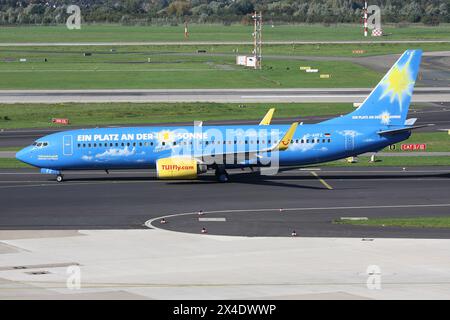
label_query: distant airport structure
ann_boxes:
[236,11,262,69]
[363,1,383,37]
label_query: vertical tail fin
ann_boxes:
[323,50,422,126]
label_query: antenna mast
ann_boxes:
[252,11,262,69]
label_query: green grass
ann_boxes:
[0,24,447,91]
[320,156,450,167]
[384,132,450,152]
[336,216,450,228]
[0,158,31,168]
[2,42,447,58]
[1,24,450,43]
[0,102,353,129]
[0,147,20,151]
[0,48,381,89]
[2,38,449,89]
[263,42,450,57]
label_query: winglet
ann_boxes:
[274,122,298,151]
[259,108,275,125]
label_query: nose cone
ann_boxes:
[16,147,32,165]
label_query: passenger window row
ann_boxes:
[78,142,154,148]
[76,138,332,148]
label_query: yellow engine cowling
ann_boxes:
[156,157,203,179]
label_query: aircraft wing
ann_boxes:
[259,108,275,125]
[196,122,298,165]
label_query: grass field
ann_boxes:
[320,156,450,167]
[1,24,450,43]
[0,158,31,168]
[0,23,448,89]
[0,102,353,129]
[384,132,450,152]
[0,147,20,151]
[0,46,382,89]
[2,41,449,58]
[336,216,450,228]
[264,42,450,57]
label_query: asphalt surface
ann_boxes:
[1,102,448,148]
[0,166,449,238]
[1,87,449,103]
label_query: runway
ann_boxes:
[1,87,450,103]
[0,166,449,238]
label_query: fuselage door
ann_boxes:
[63,135,73,156]
[345,135,355,151]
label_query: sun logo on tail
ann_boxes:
[379,52,415,112]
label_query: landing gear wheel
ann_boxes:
[56,175,64,183]
[215,168,229,183]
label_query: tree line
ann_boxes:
[0,0,449,25]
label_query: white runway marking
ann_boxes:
[145,203,450,233]
[198,218,227,222]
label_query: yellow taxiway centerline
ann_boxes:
[311,171,333,190]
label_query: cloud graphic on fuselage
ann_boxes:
[95,147,136,158]
[337,130,362,137]
[287,136,319,153]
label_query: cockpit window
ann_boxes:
[33,142,48,148]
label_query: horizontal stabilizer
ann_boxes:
[404,118,417,126]
[377,124,434,135]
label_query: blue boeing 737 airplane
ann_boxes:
[16,50,428,182]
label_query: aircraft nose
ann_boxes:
[16,147,31,164]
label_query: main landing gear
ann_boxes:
[214,166,229,183]
[56,174,64,182]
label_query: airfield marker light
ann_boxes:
[198,210,204,216]
[160,218,167,224]
[291,230,297,237]
[279,208,283,212]
[201,227,207,234]
[184,21,189,39]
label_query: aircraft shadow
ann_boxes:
[59,171,449,190]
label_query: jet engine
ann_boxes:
[156,157,206,179]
